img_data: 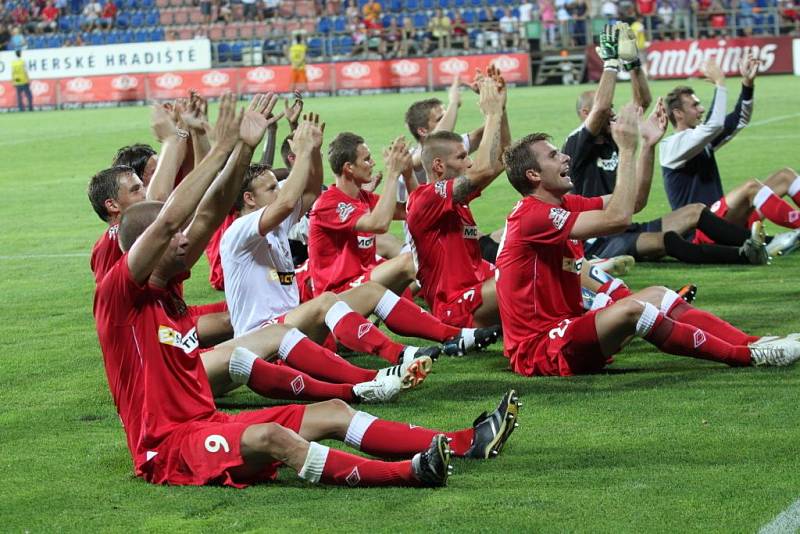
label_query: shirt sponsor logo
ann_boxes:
[562,257,583,273]
[357,235,375,249]
[158,325,199,354]
[549,207,569,230]
[270,270,296,285]
[435,181,447,198]
[337,202,355,222]
[596,151,619,172]
[462,225,479,239]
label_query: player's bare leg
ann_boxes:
[472,278,500,328]
[284,292,344,344]
[762,167,799,197]
[376,233,403,259]
[196,311,234,347]
[367,252,416,295]
[722,179,761,226]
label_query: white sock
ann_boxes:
[659,289,681,315]
[278,328,307,361]
[753,185,775,210]
[374,290,400,320]
[344,411,377,450]
[228,347,258,385]
[298,442,329,483]
[788,175,800,198]
[324,301,354,331]
[635,301,660,337]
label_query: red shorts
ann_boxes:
[431,283,485,328]
[508,312,610,377]
[141,405,306,488]
[188,300,228,318]
[295,261,314,303]
[693,196,761,244]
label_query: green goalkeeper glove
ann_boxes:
[595,23,620,71]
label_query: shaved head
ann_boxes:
[576,90,595,116]
[118,200,164,252]
[421,130,463,177]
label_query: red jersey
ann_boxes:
[91,225,123,284]
[406,179,495,313]
[307,185,379,294]
[93,256,217,478]
[204,210,238,291]
[495,194,603,359]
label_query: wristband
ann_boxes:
[603,59,621,72]
[175,128,190,139]
[623,57,641,71]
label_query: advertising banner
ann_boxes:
[0,39,212,82]
[146,68,237,100]
[645,36,794,79]
[334,58,429,90]
[236,63,333,93]
[431,53,530,86]
[59,73,147,104]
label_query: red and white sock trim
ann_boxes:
[635,301,660,337]
[278,327,307,361]
[374,290,400,320]
[298,441,329,483]
[324,300,354,331]
[788,175,800,198]
[659,289,681,315]
[228,347,258,385]
[344,411,378,450]
[753,185,775,214]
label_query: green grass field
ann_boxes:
[2,75,800,532]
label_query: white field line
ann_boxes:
[748,112,800,128]
[0,252,88,260]
[759,498,800,534]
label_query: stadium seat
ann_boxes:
[389,0,403,12]
[413,12,427,27]
[494,7,504,18]
[453,0,464,7]
[115,11,130,28]
[150,27,165,40]
[438,0,449,8]
[28,35,44,48]
[512,6,520,16]
[336,35,353,55]
[140,0,154,8]
[106,31,120,43]
[58,15,73,31]
[134,28,149,41]
[145,9,159,25]
[317,16,331,33]
[231,41,244,62]
[120,29,134,42]
[478,8,488,21]
[422,0,434,9]
[333,16,347,32]
[122,0,137,9]
[307,36,324,57]
[405,0,418,10]
[130,11,144,26]
[462,8,475,22]
[89,31,105,45]
[217,42,231,62]
[469,0,481,6]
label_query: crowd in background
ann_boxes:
[1,0,798,55]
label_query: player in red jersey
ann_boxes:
[94,94,520,488]
[494,103,800,377]
[405,73,509,353]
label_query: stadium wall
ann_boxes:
[0,50,530,110]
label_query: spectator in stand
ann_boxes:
[570,0,588,45]
[540,0,557,46]
[199,0,211,23]
[708,0,727,35]
[0,24,10,50]
[217,0,233,23]
[399,16,419,56]
[601,0,619,21]
[477,6,500,49]
[81,0,101,30]
[350,20,368,56]
[9,25,26,49]
[778,0,799,35]
[11,4,35,34]
[671,0,692,37]
[696,0,711,36]
[737,0,755,35]
[243,0,258,20]
[636,0,656,22]
[362,0,381,25]
[380,17,402,58]
[428,8,451,53]
[518,0,536,49]
[39,0,59,32]
[99,0,116,29]
[451,11,469,50]
[499,7,520,49]
[556,0,570,45]
[345,0,359,19]
[657,0,674,39]
[263,0,280,19]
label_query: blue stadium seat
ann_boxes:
[511,6,520,16]
[469,0,481,7]
[123,0,137,9]
[133,28,149,41]
[333,16,347,32]
[58,15,72,31]
[405,0,418,10]
[461,8,475,22]
[231,42,243,62]
[381,14,393,26]
[120,29,134,42]
[145,9,159,25]
[335,35,353,55]
[438,0,449,8]
[389,0,403,12]
[478,8,488,21]
[106,31,120,43]
[150,27,164,40]
[453,0,464,7]
[307,36,323,56]
[422,0,434,9]
[115,11,129,28]
[317,16,331,33]
[130,11,144,27]
[413,12,427,27]
[494,7,504,18]
[140,0,154,8]
[89,31,105,45]
[28,35,43,48]
[217,42,231,62]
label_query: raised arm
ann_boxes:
[145,103,190,201]
[633,97,668,213]
[127,94,242,284]
[617,22,652,111]
[354,137,412,233]
[184,93,284,266]
[453,74,506,204]
[570,102,640,239]
[711,52,758,151]
[260,114,325,235]
[182,91,212,168]
[586,23,621,136]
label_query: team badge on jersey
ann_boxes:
[435,181,447,198]
[158,325,199,354]
[549,207,569,230]
[337,202,355,222]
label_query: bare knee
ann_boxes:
[395,252,416,278]
[245,422,304,457]
[616,299,647,326]
[680,203,705,223]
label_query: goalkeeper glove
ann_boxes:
[595,23,620,71]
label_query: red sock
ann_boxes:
[754,186,800,228]
[247,358,355,401]
[282,333,376,384]
[789,175,800,207]
[320,448,419,487]
[666,299,752,346]
[374,290,460,341]
[351,415,474,458]
[324,302,404,364]
[644,313,751,366]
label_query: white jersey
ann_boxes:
[220,201,303,337]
